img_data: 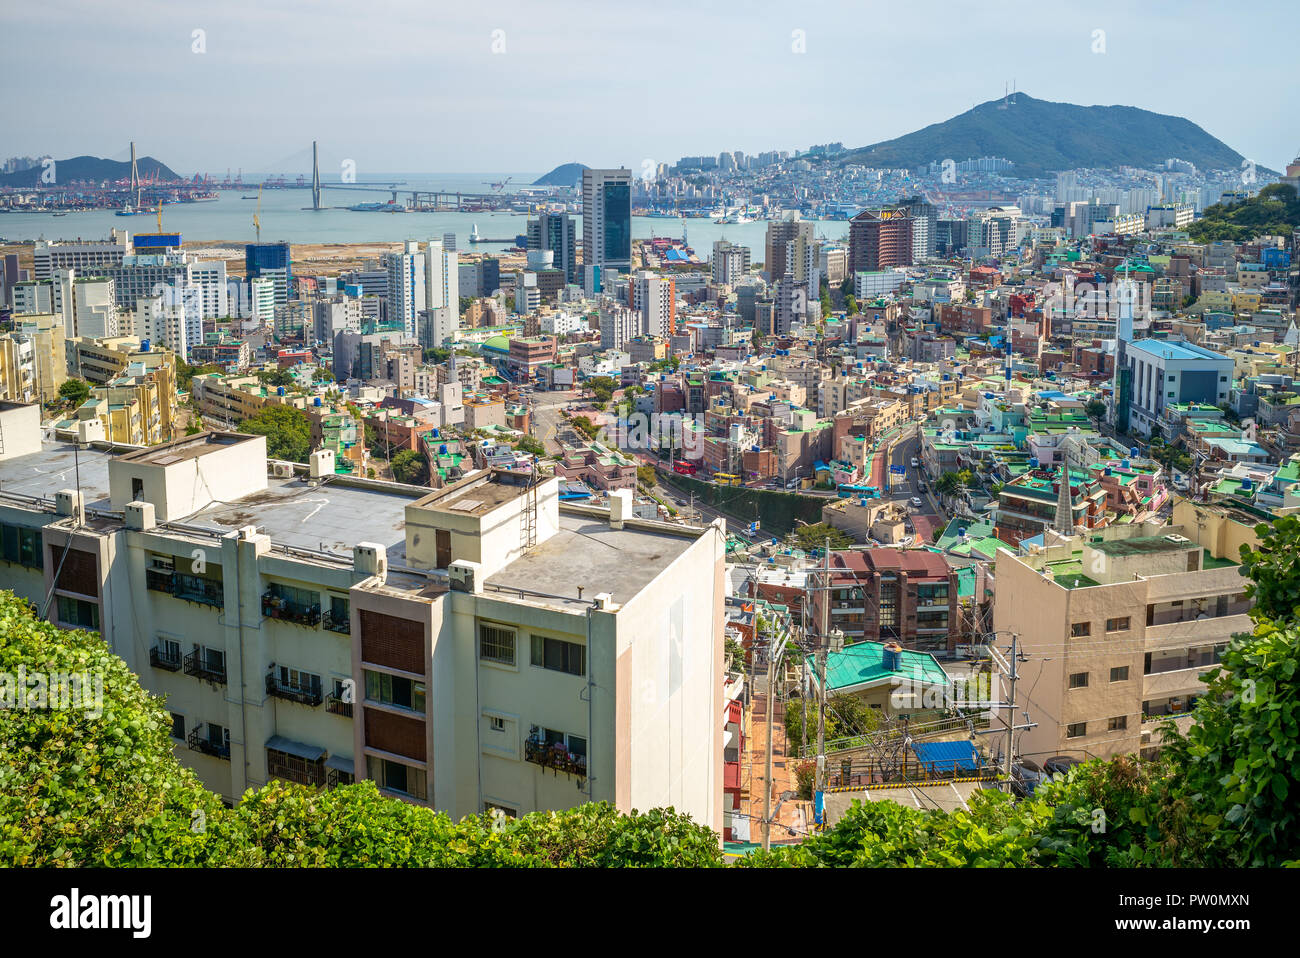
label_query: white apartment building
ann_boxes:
[632,272,675,338]
[424,239,459,312]
[993,500,1258,764]
[710,241,749,287]
[599,299,638,351]
[385,242,427,338]
[32,230,130,281]
[0,423,725,828]
[250,276,276,329]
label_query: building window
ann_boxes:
[278,666,323,697]
[1110,666,1130,682]
[1070,621,1090,638]
[366,755,427,800]
[56,596,99,631]
[530,635,586,676]
[170,712,185,740]
[0,523,43,569]
[1066,722,1087,738]
[364,669,426,714]
[1068,672,1089,689]
[1106,616,1130,632]
[490,716,505,732]
[479,623,516,666]
[1108,715,1128,731]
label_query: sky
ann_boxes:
[2,0,1296,177]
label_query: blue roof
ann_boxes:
[910,740,979,773]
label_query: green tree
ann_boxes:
[177,359,222,392]
[844,294,858,316]
[793,522,854,553]
[239,404,312,462]
[390,449,429,485]
[258,369,296,388]
[58,378,90,407]
[636,464,657,487]
[515,435,546,457]
[1084,399,1107,422]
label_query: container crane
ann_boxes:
[253,184,263,242]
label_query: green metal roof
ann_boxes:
[811,641,949,694]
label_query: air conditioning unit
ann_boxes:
[353,542,388,582]
[448,559,481,594]
[271,462,295,479]
[1164,534,1191,544]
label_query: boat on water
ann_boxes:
[347,201,405,213]
[241,195,259,200]
[115,204,143,217]
[52,211,67,217]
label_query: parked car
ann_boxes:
[910,457,920,468]
[910,497,923,508]
[1010,760,1045,797]
[1042,755,1082,778]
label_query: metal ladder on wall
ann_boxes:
[519,471,538,554]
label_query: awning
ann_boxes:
[909,740,980,774]
[266,735,326,762]
[325,753,355,773]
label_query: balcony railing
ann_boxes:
[524,738,587,779]
[187,726,230,760]
[262,592,321,626]
[174,573,223,608]
[325,766,355,789]
[149,645,182,672]
[265,674,324,707]
[183,649,227,685]
[325,692,354,718]
[322,609,351,634]
[267,754,326,787]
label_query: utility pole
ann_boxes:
[814,537,830,826]
[1004,633,1018,784]
[761,615,779,852]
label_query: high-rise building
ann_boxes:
[764,217,814,282]
[32,230,131,281]
[527,213,577,284]
[245,243,293,304]
[424,240,460,314]
[849,208,914,274]
[599,298,638,350]
[582,169,632,273]
[898,196,937,261]
[385,242,427,338]
[710,240,751,287]
[631,272,676,337]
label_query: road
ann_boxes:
[883,423,947,545]
[526,387,582,453]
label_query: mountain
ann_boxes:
[0,154,183,187]
[532,162,588,187]
[835,95,1247,177]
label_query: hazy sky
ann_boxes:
[2,0,1296,176]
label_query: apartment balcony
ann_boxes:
[524,738,587,780]
[322,609,351,634]
[173,573,224,608]
[325,691,354,718]
[1142,712,1195,737]
[262,592,321,626]
[265,674,323,707]
[1143,664,1212,698]
[186,725,230,760]
[1144,613,1251,652]
[183,649,227,685]
[266,751,326,788]
[149,645,182,672]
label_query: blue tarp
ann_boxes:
[910,740,979,774]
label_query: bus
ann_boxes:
[714,473,741,487]
[673,459,697,475]
[837,483,881,499]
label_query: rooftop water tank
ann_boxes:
[277,386,286,396]
[1029,457,1039,468]
[1104,467,1112,476]
[1130,447,1139,457]
[1241,477,1253,491]
[1122,460,1130,469]
[881,643,903,672]
[140,339,150,352]
[314,397,322,406]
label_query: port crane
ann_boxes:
[253,184,263,242]
[482,177,512,193]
